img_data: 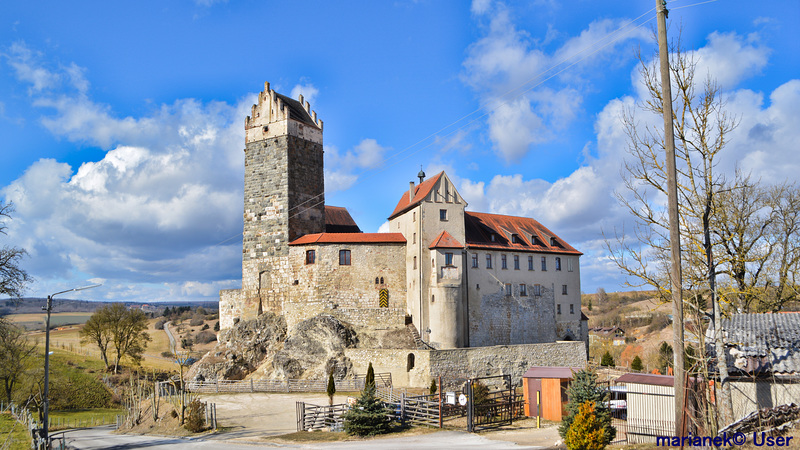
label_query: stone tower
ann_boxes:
[241,82,325,317]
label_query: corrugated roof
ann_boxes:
[429,231,464,249]
[615,373,674,387]
[289,233,406,245]
[324,206,361,233]
[388,172,444,219]
[464,211,582,255]
[522,367,584,379]
[718,313,800,375]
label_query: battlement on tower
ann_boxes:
[245,82,323,144]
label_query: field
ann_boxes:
[0,413,30,450]
[6,312,93,331]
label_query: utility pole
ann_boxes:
[655,0,685,436]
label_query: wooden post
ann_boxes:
[655,0,685,436]
[438,375,443,428]
[537,391,540,429]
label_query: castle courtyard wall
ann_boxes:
[345,341,587,389]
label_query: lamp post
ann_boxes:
[41,284,101,449]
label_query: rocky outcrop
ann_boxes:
[266,314,359,380]
[188,312,286,381]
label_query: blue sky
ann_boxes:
[1,0,798,302]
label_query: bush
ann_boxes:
[201,324,209,331]
[170,409,178,418]
[195,330,217,344]
[565,401,608,450]
[471,380,490,405]
[558,370,615,447]
[184,399,207,432]
[189,315,204,327]
[161,351,173,358]
[213,321,220,332]
[154,320,165,330]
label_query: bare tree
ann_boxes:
[608,36,737,427]
[81,303,151,373]
[80,310,114,369]
[0,318,37,403]
[0,202,31,300]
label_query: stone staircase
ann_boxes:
[406,323,435,350]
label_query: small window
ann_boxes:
[380,277,384,284]
[432,258,435,268]
[541,257,547,271]
[306,250,316,264]
[477,283,480,290]
[431,295,435,303]
[501,255,507,269]
[486,254,492,269]
[568,258,574,272]
[472,254,478,268]
[570,304,575,314]
[562,284,568,295]
[440,209,447,221]
[520,284,527,296]
[505,283,512,296]
[413,211,416,222]
[375,277,379,284]
[339,249,351,265]
[511,234,521,243]
[407,353,415,371]
[445,252,454,266]
[557,304,561,315]
[414,256,417,269]
[413,233,416,244]
[490,234,496,242]
[556,257,562,271]
[528,256,534,271]
[534,284,541,297]
[514,255,520,270]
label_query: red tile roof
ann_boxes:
[289,233,406,245]
[464,211,581,255]
[429,231,464,249]
[325,205,361,233]
[388,172,444,219]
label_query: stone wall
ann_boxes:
[285,242,407,330]
[468,281,557,347]
[346,341,587,389]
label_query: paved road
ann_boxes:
[163,321,177,353]
[61,426,548,449]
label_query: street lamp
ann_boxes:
[41,284,101,449]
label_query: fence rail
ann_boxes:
[296,402,348,431]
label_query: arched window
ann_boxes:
[375,277,379,285]
[380,277,384,284]
[407,353,415,371]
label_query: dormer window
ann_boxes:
[490,234,496,242]
[511,234,521,244]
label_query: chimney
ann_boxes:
[409,182,415,199]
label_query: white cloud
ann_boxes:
[1,43,253,301]
[692,32,769,89]
[324,139,390,193]
[462,5,647,162]
[291,83,320,107]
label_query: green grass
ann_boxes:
[0,413,32,450]
[48,408,125,430]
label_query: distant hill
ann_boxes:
[1,298,218,316]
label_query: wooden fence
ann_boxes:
[296,402,348,431]
[159,372,392,395]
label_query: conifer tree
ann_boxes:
[631,355,644,372]
[342,382,392,436]
[564,401,608,450]
[365,362,375,389]
[558,370,614,447]
[600,351,614,367]
[326,372,336,405]
[429,379,437,396]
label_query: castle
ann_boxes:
[219,82,588,386]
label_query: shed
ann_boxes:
[615,373,675,443]
[522,366,583,421]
